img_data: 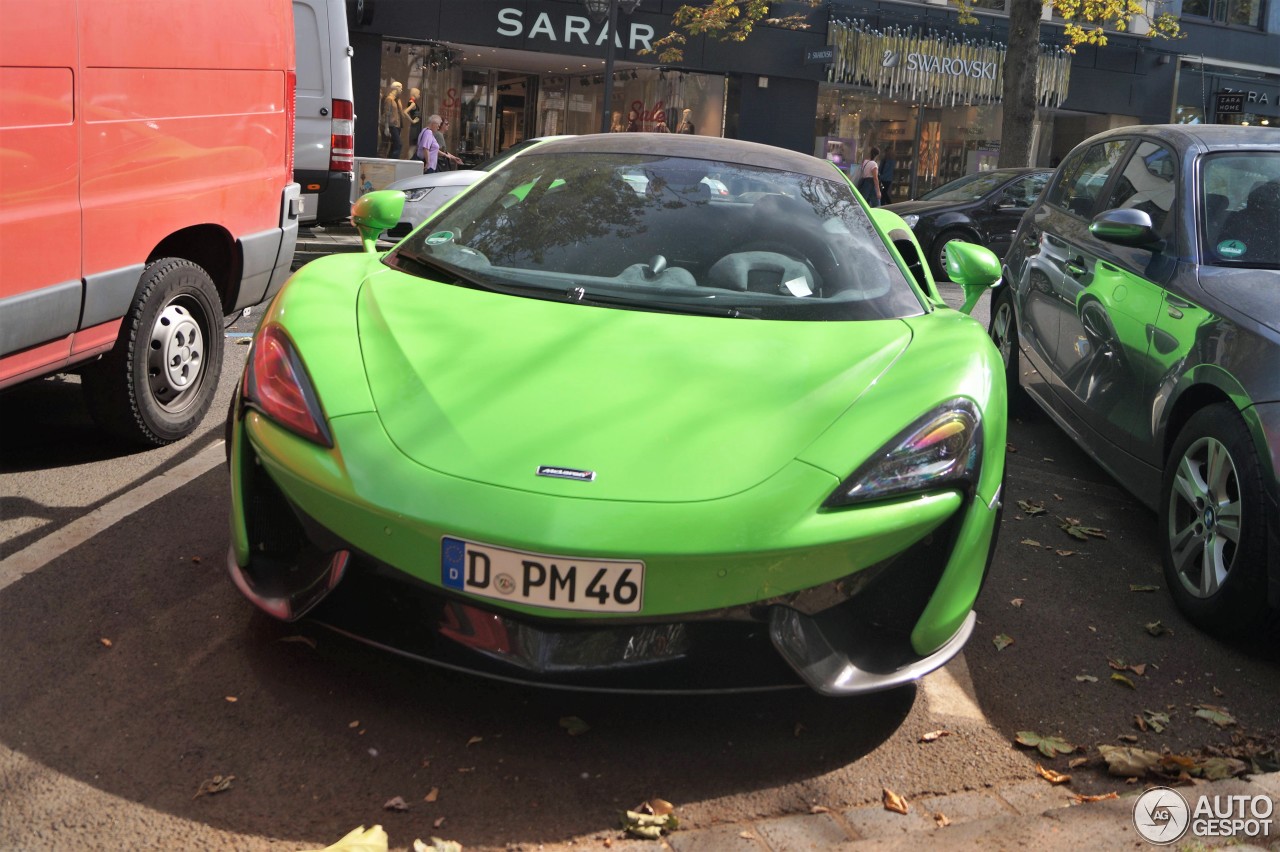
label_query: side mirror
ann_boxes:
[1090,208,1161,248]
[350,190,406,253]
[942,241,1002,315]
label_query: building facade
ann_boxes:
[345,0,1279,199]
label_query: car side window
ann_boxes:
[1044,141,1130,219]
[1003,173,1049,208]
[1102,141,1177,236]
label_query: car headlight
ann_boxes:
[902,214,920,228]
[403,188,432,203]
[242,324,332,447]
[823,399,981,507]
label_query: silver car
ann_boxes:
[992,124,1280,636]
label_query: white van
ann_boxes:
[293,0,355,224]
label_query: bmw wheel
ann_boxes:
[988,285,1025,413]
[1160,404,1270,636]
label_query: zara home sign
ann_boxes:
[496,7,656,51]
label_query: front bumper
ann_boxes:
[228,406,1002,694]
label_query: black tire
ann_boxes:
[987,285,1026,414]
[1160,404,1270,636]
[83,258,224,446]
[930,228,973,282]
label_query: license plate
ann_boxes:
[441,537,644,613]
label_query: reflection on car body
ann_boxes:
[227,133,1007,695]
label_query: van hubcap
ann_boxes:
[148,300,205,409]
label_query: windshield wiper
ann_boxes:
[573,289,758,318]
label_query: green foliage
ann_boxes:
[649,1,820,64]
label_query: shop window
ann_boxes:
[1181,0,1263,27]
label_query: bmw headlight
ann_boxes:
[902,214,920,228]
[823,399,981,507]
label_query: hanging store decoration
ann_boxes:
[827,20,1071,109]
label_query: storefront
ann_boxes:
[1174,61,1280,127]
[348,0,828,166]
[817,15,1072,199]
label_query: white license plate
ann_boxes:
[441,537,644,613]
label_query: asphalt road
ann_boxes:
[2,291,1276,851]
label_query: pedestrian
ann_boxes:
[435,117,462,170]
[405,87,422,159]
[879,147,896,204]
[381,81,404,159]
[418,114,442,173]
[856,146,881,207]
[676,108,695,134]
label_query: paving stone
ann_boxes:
[916,790,1016,825]
[753,812,855,850]
[1249,772,1280,798]
[666,822,768,852]
[840,802,935,838]
[994,779,1076,816]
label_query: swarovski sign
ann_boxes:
[829,20,1071,108]
[497,7,655,51]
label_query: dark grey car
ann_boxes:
[991,124,1280,636]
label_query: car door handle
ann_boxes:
[1064,258,1087,278]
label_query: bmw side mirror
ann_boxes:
[1090,208,1161,248]
[351,190,407,252]
[942,241,1002,315]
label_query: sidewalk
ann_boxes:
[627,773,1280,852]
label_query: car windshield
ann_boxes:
[920,171,1018,202]
[1201,151,1280,268]
[387,151,923,321]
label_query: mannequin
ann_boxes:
[405,87,421,158]
[381,81,404,158]
[610,111,625,133]
[676,108,695,134]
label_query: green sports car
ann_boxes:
[227,134,1007,694]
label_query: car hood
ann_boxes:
[883,199,962,217]
[355,271,913,502]
[1196,265,1280,337]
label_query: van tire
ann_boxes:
[83,258,224,446]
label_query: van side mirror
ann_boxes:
[942,241,1002,315]
[350,190,406,252]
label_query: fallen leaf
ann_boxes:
[1134,714,1147,733]
[622,801,680,839]
[1059,517,1107,540]
[384,796,409,812]
[432,817,446,829]
[1098,745,1161,777]
[934,812,952,827]
[1017,499,1047,516]
[191,556,202,564]
[280,635,317,649]
[647,799,675,817]
[1019,538,1042,547]
[1129,584,1159,592]
[466,736,483,747]
[1010,598,1025,608]
[1072,792,1119,804]
[1111,673,1136,689]
[882,788,909,815]
[425,787,439,803]
[1015,731,1075,758]
[919,730,951,743]
[1212,686,1225,698]
[1075,675,1098,683]
[739,831,756,840]
[810,805,830,814]
[1145,621,1172,637]
[349,721,360,729]
[1068,757,1089,769]
[225,696,238,703]
[1118,734,1140,743]
[99,638,113,648]
[1141,710,1170,733]
[1036,763,1071,784]
[1130,664,1147,677]
[559,716,590,736]
[1199,757,1248,780]
[1055,550,1076,557]
[1193,705,1237,727]
[305,827,389,852]
[193,774,235,799]
[414,840,462,852]
[993,634,1014,651]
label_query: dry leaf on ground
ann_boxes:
[1036,763,1071,784]
[882,788,910,815]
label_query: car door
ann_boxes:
[976,172,1049,260]
[1052,138,1178,454]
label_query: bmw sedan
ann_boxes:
[991,124,1280,636]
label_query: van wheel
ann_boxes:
[988,285,1025,414]
[1160,404,1270,636]
[83,258,224,446]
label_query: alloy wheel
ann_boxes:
[1166,435,1242,599]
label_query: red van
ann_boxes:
[0,0,300,445]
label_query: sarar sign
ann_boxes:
[497,7,655,51]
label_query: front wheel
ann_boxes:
[1160,404,1271,636]
[930,229,972,282]
[83,258,224,446]
[988,285,1026,414]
